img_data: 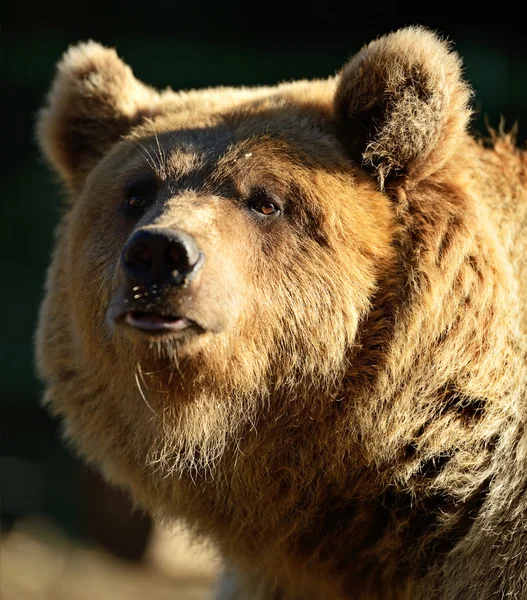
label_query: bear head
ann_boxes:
[36,26,472,519]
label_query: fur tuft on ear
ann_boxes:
[334,27,472,188]
[36,41,160,191]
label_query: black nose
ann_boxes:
[122,227,204,286]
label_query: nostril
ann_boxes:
[165,242,188,273]
[127,242,153,270]
[170,231,201,272]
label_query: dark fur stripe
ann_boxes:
[439,383,487,423]
[426,475,492,558]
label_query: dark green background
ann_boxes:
[2,4,526,539]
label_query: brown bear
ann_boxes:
[36,26,527,599]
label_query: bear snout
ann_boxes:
[104,227,208,336]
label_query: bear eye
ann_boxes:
[124,177,157,216]
[247,189,281,217]
[127,194,147,211]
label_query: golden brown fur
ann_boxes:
[36,27,527,599]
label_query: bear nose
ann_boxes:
[122,227,204,286]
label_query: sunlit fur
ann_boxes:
[36,27,526,599]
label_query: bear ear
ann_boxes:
[36,41,160,192]
[334,27,472,188]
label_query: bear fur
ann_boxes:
[36,27,527,599]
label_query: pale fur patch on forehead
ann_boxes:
[128,118,236,180]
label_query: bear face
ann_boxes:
[38,76,397,480]
[36,27,527,600]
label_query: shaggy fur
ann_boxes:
[36,27,527,599]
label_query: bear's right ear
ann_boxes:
[37,41,160,192]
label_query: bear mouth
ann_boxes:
[122,310,193,334]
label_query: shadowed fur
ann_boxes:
[36,27,527,600]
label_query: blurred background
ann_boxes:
[2,3,526,598]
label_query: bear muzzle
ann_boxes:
[107,227,206,336]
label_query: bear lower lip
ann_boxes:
[123,311,190,333]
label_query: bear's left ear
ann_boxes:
[334,27,472,188]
